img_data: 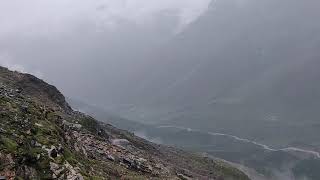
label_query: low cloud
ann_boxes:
[0,0,211,38]
[134,130,163,144]
[0,53,44,78]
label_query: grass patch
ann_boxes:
[0,137,18,153]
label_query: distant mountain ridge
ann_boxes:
[110,0,320,148]
[129,0,320,112]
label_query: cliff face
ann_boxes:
[0,67,249,180]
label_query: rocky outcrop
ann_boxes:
[0,66,71,111]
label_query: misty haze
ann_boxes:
[0,0,320,179]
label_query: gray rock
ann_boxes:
[107,155,115,161]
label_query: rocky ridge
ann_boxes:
[0,66,249,180]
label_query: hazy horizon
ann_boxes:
[1,0,320,179]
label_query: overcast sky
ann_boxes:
[0,0,212,81]
[1,0,320,123]
[0,0,211,38]
[0,0,214,108]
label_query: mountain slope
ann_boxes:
[111,0,320,147]
[67,98,150,133]
[0,66,249,180]
[127,0,320,117]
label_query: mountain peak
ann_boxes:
[0,66,71,111]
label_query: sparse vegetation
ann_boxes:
[0,66,250,179]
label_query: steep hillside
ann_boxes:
[67,98,149,133]
[0,66,249,180]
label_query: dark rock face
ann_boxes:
[50,149,58,158]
